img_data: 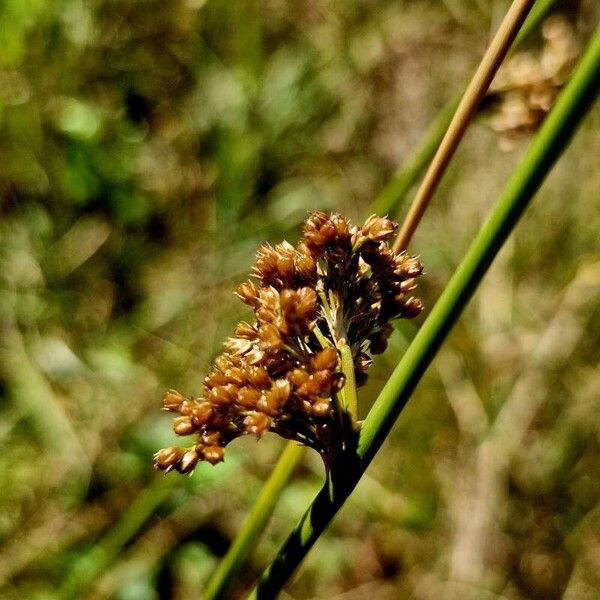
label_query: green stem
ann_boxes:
[203,442,304,600]
[313,323,333,349]
[369,97,460,218]
[57,476,174,599]
[368,0,559,220]
[338,341,358,420]
[247,26,600,598]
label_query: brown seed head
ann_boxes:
[156,210,424,473]
[202,445,225,465]
[361,214,397,241]
[154,446,185,471]
[163,389,186,412]
[235,280,260,307]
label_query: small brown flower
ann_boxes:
[361,214,397,241]
[154,447,185,471]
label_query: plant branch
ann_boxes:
[204,442,304,600]
[393,0,536,252]
[338,340,359,420]
[248,25,600,597]
[370,0,558,221]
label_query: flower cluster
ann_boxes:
[487,15,579,151]
[155,212,423,473]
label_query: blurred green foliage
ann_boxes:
[0,1,599,598]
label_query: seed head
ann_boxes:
[154,211,424,473]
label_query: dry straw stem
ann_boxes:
[393,0,536,253]
[370,0,558,220]
[248,24,600,597]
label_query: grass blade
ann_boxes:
[248,24,600,598]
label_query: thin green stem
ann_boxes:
[57,476,174,600]
[204,442,304,600]
[338,341,358,420]
[368,0,558,220]
[313,323,333,349]
[248,26,600,597]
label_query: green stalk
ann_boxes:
[368,0,558,219]
[248,26,600,597]
[204,442,304,600]
[57,476,174,599]
[338,341,359,419]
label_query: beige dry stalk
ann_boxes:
[393,0,536,253]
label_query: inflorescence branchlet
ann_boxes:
[154,212,423,473]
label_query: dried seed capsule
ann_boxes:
[204,370,230,387]
[235,280,260,307]
[395,255,423,278]
[288,367,309,387]
[253,244,279,282]
[173,416,196,436]
[276,253,295,281]
[201,431,222,446]
[295,253,316,280]
[208,383,238,406]
[163,389,186,412]
[296,375,321,399]
[224,337,252,356]
[312,399,331,418]
[257,393,278,416]
[244,412,271,436]
[223,367,246,385]
[402,296,423,318]
[266,379,291,411]
[178,449,199,474]
[234,321,257,340]
[154,446,185,471]
[259,323,284,352]
[203,445,225,465]
[214,354,235,373]
[238,386,261,409]
[355,352,373,373]
[191,402,214,426]
[245,347,266,365]
[310,347,338,372]
[247,366,271,388]
[313,370,333,395]
[361,214,396,241]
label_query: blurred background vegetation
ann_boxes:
[0,1,599,598]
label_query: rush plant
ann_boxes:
[153,4,600,599]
